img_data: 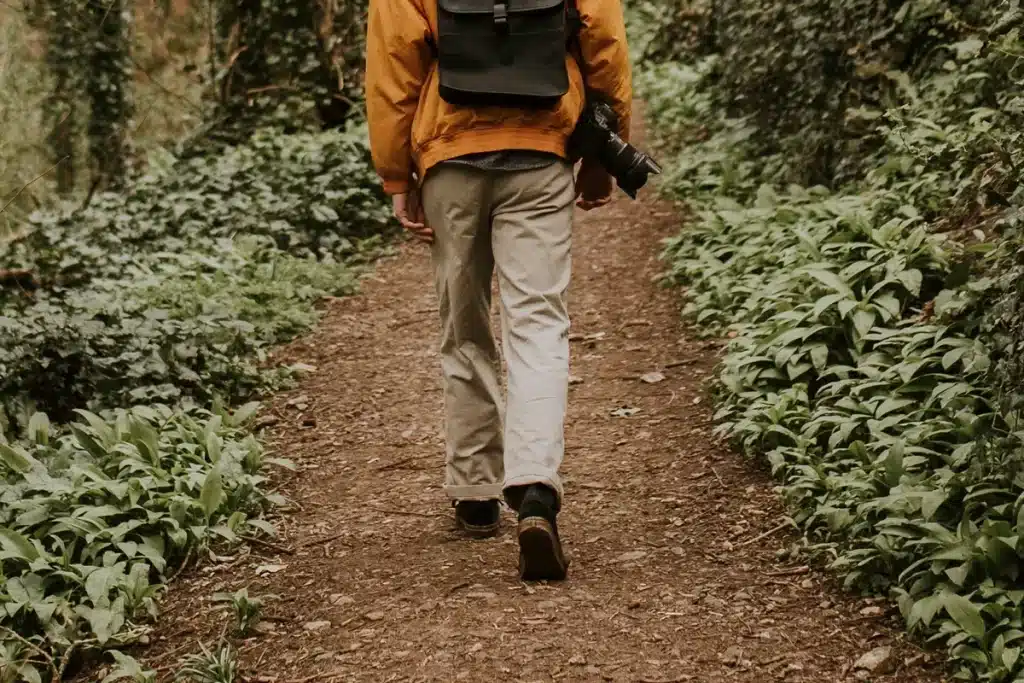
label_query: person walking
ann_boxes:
[365,0,632,580]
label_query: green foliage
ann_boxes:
[638,4,1024,679]
[42,0,84,197]
[0,403,282,682]
[206,0,369,144]
[85,0,134,188]
[174,641,238,683]
[211,588,265,637]
[0,125,390,429]
[101,651,157,683]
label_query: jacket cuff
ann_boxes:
[381,178,411,195]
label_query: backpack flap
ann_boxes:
[436,0,571,108]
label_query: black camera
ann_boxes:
[569,101,662,199]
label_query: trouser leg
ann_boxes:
[490,161,576,509]
[421,165,505,501]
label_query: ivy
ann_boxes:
[0,124,390,432]
[85,0,134,189]
[43,0,84,196]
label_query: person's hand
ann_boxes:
[393,190,433,243]
[576,162,613,211]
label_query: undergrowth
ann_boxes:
[0,119,388,681]
[636,2,1024,679]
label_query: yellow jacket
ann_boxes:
[365,0,632,194]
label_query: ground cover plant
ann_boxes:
[633,1,1024,679]
[0,122,389,677]
[0,1,388,679]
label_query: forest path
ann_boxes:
[144,114,946,683]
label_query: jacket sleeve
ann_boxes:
[365,0,433,195]
[576,0,633,141]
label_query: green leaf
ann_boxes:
[809,344,829,371]
[1003,646,1020,672]
[805,269,855,298]
[206,432,222,465]
[946,563,970,587]
[102,652,156,683]
[200,467,224,520]
[908,594,941,629]
[0,526,40,561]
[230,402,261,427]
[851,309,876,338]
[86,565,124,605]
[941,592,986,640]
[898,269,923,296]
[77,604,119,645]
[0,443,38,473]
[19,664,42,683]
[246,518,277,537]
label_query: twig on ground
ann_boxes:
[710,467,725,488]
[52,642,77,683]
[0,625,54,671]
[168,546,194,582]
[765,565,811,577]
[739,520,793,547]
[241,535,295,556]
[0,157,68,217]
[300,531,347,548]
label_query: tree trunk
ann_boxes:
[85,0,134,190]
[45,0,81,196]
[208,0,362,138]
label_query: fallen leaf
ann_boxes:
[854,646,894,674]
[255,564,287,576]
[614,550,648,563]
[303,620,331,631]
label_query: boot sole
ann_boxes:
[518,517,569,581]
[455,516,500,539]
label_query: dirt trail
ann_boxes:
[143,116,948,683]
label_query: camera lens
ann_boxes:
[601,137,662,198]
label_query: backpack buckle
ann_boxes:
[494,2,508,31]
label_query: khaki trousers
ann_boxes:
[422,161,575,506]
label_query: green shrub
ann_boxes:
[0,125,390,430]
[638,6,1024,678]
[0,403,287,682]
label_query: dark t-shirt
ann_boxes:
[442,150,560,172]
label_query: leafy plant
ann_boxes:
[101,651,158,683]
[0,124,390,430]
[0,403,289,681]
[175,642,238,683]
[212,588,266,637]
[636,4,1024,679]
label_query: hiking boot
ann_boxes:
[454,500,501,538]
[516,485,569,581]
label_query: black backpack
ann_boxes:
[435,0,581,109]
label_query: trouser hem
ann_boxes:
[444,483,505,501]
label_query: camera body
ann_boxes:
[568,101,662,199]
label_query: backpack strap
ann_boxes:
[566,0,582,43]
